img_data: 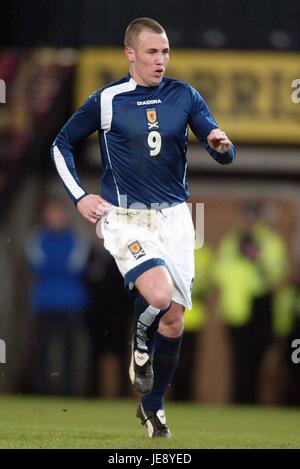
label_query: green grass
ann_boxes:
[0,395,300,448]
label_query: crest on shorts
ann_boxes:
[146,108,159,129]
[128,241,146,260]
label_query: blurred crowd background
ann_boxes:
[1,0,300,405]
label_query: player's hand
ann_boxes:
[207,128,231,153]
[76,194,111,224]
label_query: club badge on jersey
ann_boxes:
[146,109,159,129]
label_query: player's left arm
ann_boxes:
[188,86,235,164]
[207,128,232,154]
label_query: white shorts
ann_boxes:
[100,202,195,309]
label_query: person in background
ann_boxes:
[273,264,300,405]
[214,202,288,403]
[25,196,90,395]
[85,236,132,397]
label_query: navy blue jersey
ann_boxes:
[51,74,235,207]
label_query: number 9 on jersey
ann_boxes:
[147,131,161,156]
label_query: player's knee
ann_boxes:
[159,310,184,337]
[150,290,172,311]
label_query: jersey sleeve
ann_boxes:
[188,86,235,165]
[51,91,100,204]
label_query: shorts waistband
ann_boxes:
[109,202,184,216]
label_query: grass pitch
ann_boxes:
[0,395,299,448]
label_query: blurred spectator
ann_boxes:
[25,196,90,395]
[85,236,132,398]
[213,202,288,403]
[171,244,214,401]
[273,264,300,405]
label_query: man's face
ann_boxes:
[126,31,169,87]
[43,202,68,232]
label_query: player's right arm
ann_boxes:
[51,91,110,224]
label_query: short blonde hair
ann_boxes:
[124,17,165,48]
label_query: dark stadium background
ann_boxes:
[1,0,300,410]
